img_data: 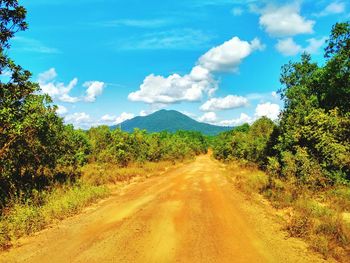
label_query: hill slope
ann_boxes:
[111,110,232,135]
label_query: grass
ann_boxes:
[81,160,176,185]
[0,160,179,250]
[0,183,108,249]
[224,160,350,261]
[225,162,269,194]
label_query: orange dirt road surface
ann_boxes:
[0,155,327,263]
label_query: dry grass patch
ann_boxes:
[81,161,176,185]
[0,183,108,249]
[224,160,350,261]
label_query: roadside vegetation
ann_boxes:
[0,1,208,249]
[212,21,350,261]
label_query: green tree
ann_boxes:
[0,1,81,205]
[276,21,350,183]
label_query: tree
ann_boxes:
[276,21,350,184]
[0,1,78,205]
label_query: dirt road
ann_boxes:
[1,155,326,263]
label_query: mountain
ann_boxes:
[111,110,232,136]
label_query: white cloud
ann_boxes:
[219,102,280,127]
[56,105,68,115]
[38,68,105,103]
[59,91,80,103]
[128,72,217,104]
[38,68,57,82]
[115,112,135,124]
[254,102,280,120]
[317,2,346,17]
[232,7,243,16]
[38,68,80,103]
[275,38,302,56]
[276,37,327,56]
[139,110,147,117]
[101,112,135,125]
[198,112,217,123]
[219,113,253,126]
[304,37,328,54]
[84,81,105,102]
[259,4,315,37]
[200,95,248,111]
[101,114,116,122]
[271,91,278,99]
[129,36,263,105]
[65,112,91,124]
[198,37,265,72]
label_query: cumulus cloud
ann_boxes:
[219,102,280,127]
[200,95,248,111]
[129,36,263,105]
[317,2,346,17]
[101,112,135,125]
[198,37,265,72]
[38,68,79,103]
[101,114,116,122]
[38,68,105,103]
[304,37,328,54]
[276,37,327,56]
[275,38,302,56]
[254,102,280,120]
[56,105,68,115]
[115,112,135,124]
[259,4,315,37]
[128,69,217,104]
[219,113,253,126]
[63,111,135,129]
[198,112,217,123]
[139,110,148,117]
[84,81,105,102]
[65,112,91,124]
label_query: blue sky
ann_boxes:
[8,0,349,128]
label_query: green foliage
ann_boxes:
[276,21,350,184]
[0,2,88,207]
[87,128,208,166]
[212,118,277,166]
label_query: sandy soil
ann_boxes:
[0,155,328,263]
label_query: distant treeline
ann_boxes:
[0,122,208,207]
[213,21,350,187]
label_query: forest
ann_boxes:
[0,1,350,260]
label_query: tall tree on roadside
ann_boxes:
[277,21,350,183]
[0,1,67,204]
